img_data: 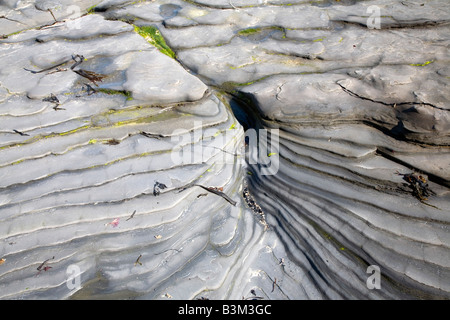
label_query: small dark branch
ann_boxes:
[134,254,142,266]
[126,210,136,221]
[13,129,29,136]
[271,278,277,293]
[177,183,237,206]
[194,184,237,206]
[197,193,208,198]
[70,54,85,70]
[140,131,166,139]
[46,67,67,74]
[48,9,57,22]
[24,59,72,74]
[35,21,61,30]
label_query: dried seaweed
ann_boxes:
[37,256,54,271]
[396,171,438,208]
[243,183,269,230]
[153,181,167,196]
[42,93,64,110]
[70,54,105,86]
[73,69,105,86]
[35,256,54,276]
[42,93,59,104]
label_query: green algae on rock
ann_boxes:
[133,25,176,59]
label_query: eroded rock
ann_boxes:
[0,0,449,300]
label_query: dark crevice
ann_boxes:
[337,82,446,111]
[247,155,450,299]
[4,0,449,300]
[330,19,450,30]
[247,162,418,299]
[218,81,450,299]
[229,89,449,189]
[0,15,26,25]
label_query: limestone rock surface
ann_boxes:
[0,0,449,300]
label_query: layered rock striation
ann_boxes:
[0,0,449,299]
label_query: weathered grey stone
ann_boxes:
[0,0,449,300]
[1,0,103,35]
[0,7,250,300]
[123,51,208,103]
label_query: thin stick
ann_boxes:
[194,184,237,206]
[126,210,136,221]
[13,129,29,136]
[48,9,57,22]
[134,254,142,266]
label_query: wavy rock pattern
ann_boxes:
[0,11,259,300]
[1,0,449,299]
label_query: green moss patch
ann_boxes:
[238,28,262,36]
[409,60,433,67]
[238,26,286,39]
[97,88,133,100]
[133,25,176,59]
